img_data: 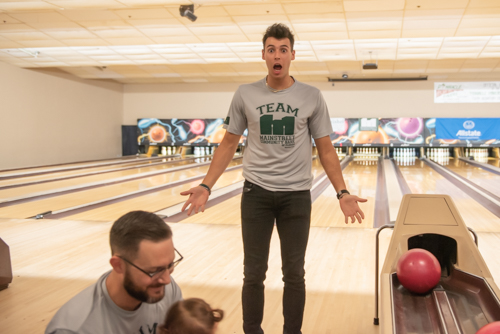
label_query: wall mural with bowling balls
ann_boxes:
[137,118,247,146]
[330,118,425,146]
[424,118,500,147]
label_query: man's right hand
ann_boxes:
[180,186,210,216]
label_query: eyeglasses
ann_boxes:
[118,248,183,279]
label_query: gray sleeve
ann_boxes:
[309,91,333,139]
[223,88,247,135]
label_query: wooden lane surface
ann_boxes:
[0,155,149,177]
[0,160,240,219]
[311,160,377,228]
[445,158,500,197]
[398,159,500,232]
[2,218,499,334]
[0,157,199,200]
[62,166,245,222]
[178,159,326,226]
[0,158,181,189]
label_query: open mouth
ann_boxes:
[273,64,282,71]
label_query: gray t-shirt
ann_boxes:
[224,78,333,191]
[45,271,182,334]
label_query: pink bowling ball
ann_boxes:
[477,321,500,334]
[396,248,441,294]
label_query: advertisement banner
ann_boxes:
[435,118,500,141]
[434,82,500,103]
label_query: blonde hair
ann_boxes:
[159,298,224,334]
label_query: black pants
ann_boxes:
[241,180,311,334]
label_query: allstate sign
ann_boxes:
[436,118,500,141]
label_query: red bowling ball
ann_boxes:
[396,248,441,294]
[477,321,500,334]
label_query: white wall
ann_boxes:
[0,62,123,169]
[123,79,500,125]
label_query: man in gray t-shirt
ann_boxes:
[181,24,366,334]
[45,211,183,334]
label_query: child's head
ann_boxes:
[160,298,224,334]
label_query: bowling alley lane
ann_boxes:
[0,157,182,189]
[397,159,500,232]
[62,167,246,222]
[0,156,209,200]
[441,158,500,197]
[0,159,240,219]
[311,159,377,228]
[0,155,147,177]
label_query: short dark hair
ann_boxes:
[160,298,224,334]
[110,211,172,259]
[263,23,295,50]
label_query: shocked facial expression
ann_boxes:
[262,37,295,80]
[122,238,175,304]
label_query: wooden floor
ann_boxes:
[1,218,499,334]
[1,155,500,333]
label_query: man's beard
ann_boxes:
[123,270,165,304]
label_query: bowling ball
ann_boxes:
[477,321,500,334]
[397,118,423,139]
[396,248,441,294]
[149,126,166,142]
[190,119,205,135]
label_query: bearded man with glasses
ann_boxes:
[46,211,183,334]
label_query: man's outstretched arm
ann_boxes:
[180,131,241,216]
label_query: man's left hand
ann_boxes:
[339,195,367,224]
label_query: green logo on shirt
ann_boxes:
[256,103,298,147]
[260,115,295,135]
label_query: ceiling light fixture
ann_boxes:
[179,4,197,22]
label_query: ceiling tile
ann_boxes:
[349,30,401,39]
[114,8,173,20]
[468,0,500,8]
[233,14,290,25]
[0,2,59,11]
[1,31,51,41]
[92,28,145,39]
[404,9,465,18]
[401,29,455,38]
[283,2,343,14]
[0,13,21,23]
[61,38,108,46]
[344,0,405,12]
[198,34,249,43]
[104,37,155,45]
[79,20,131,30]
[189,25,243,36]
[296,31,349,40]
[18,39,66,47]
[59,9,122,21]
[405,0,469,10]
[48,0,126,10]
[223,4,285,16]
[150,35,202,44]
